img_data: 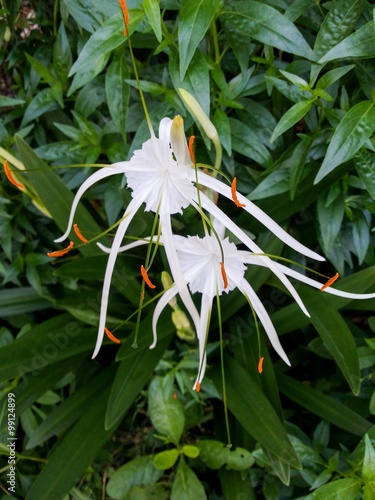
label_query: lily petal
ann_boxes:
[150,285,179,349]
[193,293,211,390]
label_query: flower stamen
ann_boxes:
[220,262,228,289]
[47,241,74,257]
[104,327,121,344]
[258,356,264,374]
[140,265,156,289]
[119,0,129,35]
[73,223,88,243]
[188,136,195,164]
[321,272,339,291]
[231,177,246,208]
[195,381,201,392]
[4,160,25,190]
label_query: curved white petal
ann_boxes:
[196,193,310,317]
[150,286,179,349]
[55,166,128,243]
[238,279,290,366]
[170,115,191,166]
[97,237,156,254]
[192,170,325,262]
[92,197,143,359]
[193,294,212,390]
[159,117,173,143]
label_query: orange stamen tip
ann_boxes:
[320,272,340,292]
[173,392,177,400]
[195,382,201,392]
[231,178,246,208]
[73,223,88,243]
[188,136,196,164]
[47,241,74,258]
[258,357,264,374]
[119,0,129,34]
[140,265,156,289]
[4,160,25,190]
[220,262,229,289]
[104,327,121,344]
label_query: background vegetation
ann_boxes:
[0,0,375,498]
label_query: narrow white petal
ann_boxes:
[97,237,155,254]
[195,193,311,317]
[55,166,128,243]
[170,115,191,166]
[159,117,173,143]
[193,294,211,390]
[150,286,179,349]
[92,197,143,359]
[192,170,325,262]
[238,279,291,366]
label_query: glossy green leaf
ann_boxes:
[178,0,222,79]
[144,0,162,42]
[317,190,344,252]
[170,461,206,500]
[21,88,58,128]
[314,0,365,58]
[0,287,50,317]
[212,358,301,469]
[354,149,375,201]
[53,22,73,83]
[61,0,104,32]
[213,108,231,156]
[182,445,200,459]
[315,100,375,183]
[219,469,256,500]
[318,21,375,64]
[197,440,254,470]
[105,54,130,140]
[222,1,316,61]
[278,373,371,436]
[248,168,289,201]
[270,99,314,143]
[362,434,375,483]
[153,449,179,470]
[316,65,355,90]
[352,211,370,264]
[229,118,272,167]
[289,136,311,200]
[0,96,25,107]
[25,386,117,500]
[148,376,185,445]
[309,478,361,499]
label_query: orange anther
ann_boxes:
[140,265,156,289]
[195,382,201,392]
[4,160,24,190]
[188,136,195,164]
[321,272,339,292]
[258,356,264,374]
[119,0,129,35]
[231,177,246,208]
[73,223,88,243]
[220,262,228,289]
[47,241,74,258]
[104,327,121,344]
[173,392,177,400]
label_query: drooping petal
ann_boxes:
[158,117,172,143]
[191,170,325,262]
[170,115,192,166]
[92,197,143,358]
[193,294,212,390]
[238,279,291,366]
[195,192,310,317]
[55,166,128,243]
[150,286,179,349]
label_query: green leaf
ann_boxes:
[25,52,56,83]
[309,478,361,499]
[362,434,375,483]
[248,168,290,201]
[153,449,180,470]
[53,22,73,83]
[107,456,162,499]
[178,0,222,79]
[213,108,231,156]
[229,118,272,167]
[197,440,254,471]
[182,445,200,459]
[105,55,129,140]
[148,376,185,445]
[315,100,375,183]
[354,149,375,201]
[270,99,314,143]
[0,96,25,107]
[318,21,375,64]
[278,373,371,436]
[316,65,355,90]
[0,287,50,317]
[222,1,316,61]
[25,387,118,500]
[21,88,59,127]
[352,211,370,264]
[314,0,365,58]
[170,461,206,500]
[211,358,301,469]
[317,190,344,252]
[219,469,256,500]
[144,0,162,42]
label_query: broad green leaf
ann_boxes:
[289,136,312,200]
[212,358,301,469]
[25,386,117,500]
[148,376,185,445]
[316,65,355,90]
[317,190,344,252]
[354,149,375,201]
[352,211,370,264]
[24,52,56,83]
[222,1,316,61]
[0,287,51,317]
[315,100,375,183]
[309,478,361,499]
[270,99,314,143]
[197,440,254,470]
[153,449,180,470]
[278,373,371,436]
[61,0,105,32]
[314,0,365,58]
[248,168,289,201]
[178,0,222,79]
[219,469,256,500]
[105,55,129,140]
[362,434,375,483]
[182,445,200,459]
[213,108,231,156]
[229,118,272,167]
[21,88,59,128]
[319,21,375,64]
[144,0,162,42]
[170,461,206,500]
[53,22,73,83]
[0,96,25,107]
[107,456,163,499]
